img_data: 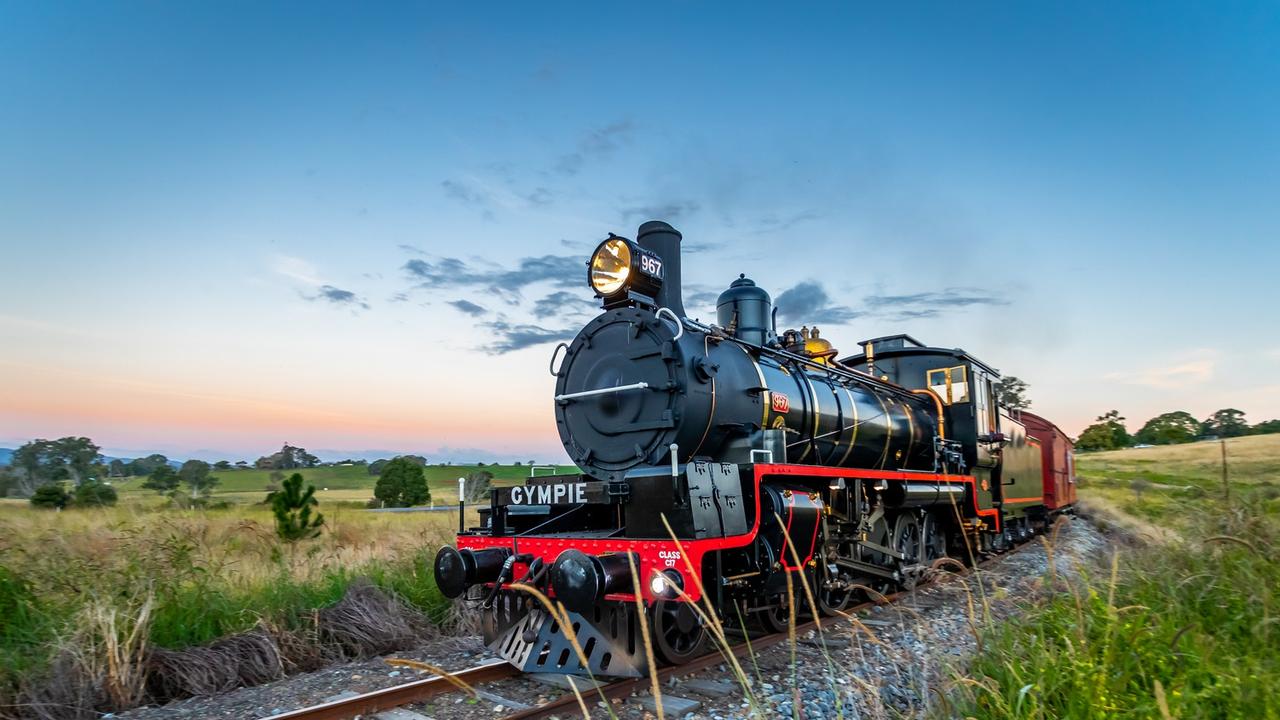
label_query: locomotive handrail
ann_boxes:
[682,316,922,401]
[655,306,684,340]
[554,381,650,403]
[548,342,569,377]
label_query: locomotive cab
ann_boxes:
[843,336,1048,536]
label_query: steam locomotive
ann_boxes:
[433,220,1076,677]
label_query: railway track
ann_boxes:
[260,538,1025,720]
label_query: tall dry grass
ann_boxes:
[0,503,461,719]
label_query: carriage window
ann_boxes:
[927,366,970,405]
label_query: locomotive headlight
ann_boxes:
[587,235,665,303]
[589,237,632,296]
[649,569,683,597]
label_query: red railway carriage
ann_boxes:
[1022,411,1077,510]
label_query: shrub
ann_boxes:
[29,484,69,509]
[74,481,118,507]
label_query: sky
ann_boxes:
[1,2,1278,462]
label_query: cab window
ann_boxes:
[926,365,970,404]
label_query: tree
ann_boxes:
[368,459,388,476]
[54,437,100,485]
[1076,410,1131,451]
[1253,419,1280,435]
[29,484,69,509]
[271,473,325,541]
[74,481,118,507]
[372,457,430,508]
[142,465,181,494]
[178,460,219,498]
[11,437,102,493]
[465,470,494,503]
[213,460,232,471]
[1202,408,1249,438]
[128,454,170,477]
[255,444,319,470]
[995,376,1031,411]
[1134,411,1201,445]
[0,467,18,498]
[108,459,127,477]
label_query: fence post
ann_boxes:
[1220,439,1230,502]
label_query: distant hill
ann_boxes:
[0,448,11,466]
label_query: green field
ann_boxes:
[110,462,578,505]
[951,433,1279,718]
[1073,433,1280,534]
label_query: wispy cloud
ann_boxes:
[447,299,488,317]
[274,255,370,311]
[403,254,581,294]
[271,254,323,285]
[755,210,821,233]
[775,282,861,325]
[532,291,597,319]
[555,120,633,176]
[621,200,701,222]
[306,285,370,311]
[481,320,578,354]
[441,178,496,220]
[863,288,1009,309]
[1105,350,1217,389]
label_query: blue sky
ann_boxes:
[1,2,1277,461]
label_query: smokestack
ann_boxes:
[636,220,685,317]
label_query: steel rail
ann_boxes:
[258,659,518,720]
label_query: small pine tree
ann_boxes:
[30,484,70,509]
[271,473,325,541]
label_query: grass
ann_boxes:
[947,434,1280,719]
[0,501,473,717]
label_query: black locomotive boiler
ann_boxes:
[434,220,1077,677]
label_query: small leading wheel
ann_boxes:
[817,572,856,616]
[921,513,948,565]
[651,599,708,664]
